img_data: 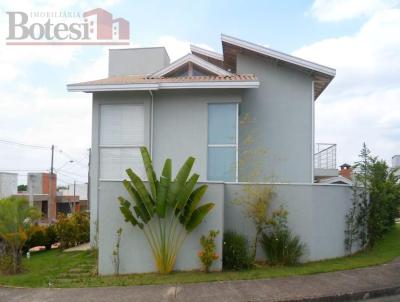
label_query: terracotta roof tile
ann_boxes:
[69,74,257,86]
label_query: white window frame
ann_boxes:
[207,103,239,182]
[99,104,145,181]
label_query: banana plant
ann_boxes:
[118,147,215,274]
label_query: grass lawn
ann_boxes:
[0,223,399,288]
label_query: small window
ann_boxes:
[207,103,238,182]
[99,104,145,180]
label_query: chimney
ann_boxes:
[339,163,352,179]
[108,47,170,76]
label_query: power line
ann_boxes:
[57,177,72,186]
[55,159,74,171]
[0,169,49,172]
[56,148,88,168]
[72,154,89,168]
[0,138,89,166]
[57,169,88,178]
[0,139,49,150]
[57,171,87,182]
[56,169,87,177]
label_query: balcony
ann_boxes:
[314,143,338,179]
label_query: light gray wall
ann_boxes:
[152,90,242,181]
[90,91,152,245]
[27,173,43,195]
[98,181,224,275]
[0,173,17,199]
[236,53,314,183]
[91,89,240,248]
[109,47,170,76]
[224,183,354,261]
[97,181,355,275]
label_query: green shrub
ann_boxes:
[23,225,45,253]
[261,230,305,266]
[23,224,59,253]
[55,212,90,249]
[45,224,58,250]
[72,212,90,244]
[0,197,40,274]
[223,231,253,270]
[261,207,305,266]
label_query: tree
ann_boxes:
[239,185,273,260]
[17,184,27,192]
[353,143,372,248]
[0,197,40,273]
[119,147,215,274]
[348,143,400,250]
[367,159,400,247]
[236,113,273,261]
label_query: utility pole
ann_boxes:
[88,148,91,212]
[49,145,55,222]
[50,145,54,174]
[73,180,76,213]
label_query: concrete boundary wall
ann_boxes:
[98,181,353,275]
[224,183,354,261]
[98,181,224,275]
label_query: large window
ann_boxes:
[207,103,238,182]
[99,104,145,180]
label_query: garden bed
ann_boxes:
[0,223,399,288]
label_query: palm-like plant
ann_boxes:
[119,147,215,274]
[0,197,40,274]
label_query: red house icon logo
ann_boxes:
[83,8,130,41]
[5,7,130,45]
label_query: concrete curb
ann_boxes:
[272,286,400,302]
[0,259,399,302]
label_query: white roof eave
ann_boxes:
[190,44,224,61]
[221,34,336,77]
[67,80,260,92]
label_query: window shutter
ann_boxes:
[99,104,145,180]
[100,148,144,180]
[100,104,144,146]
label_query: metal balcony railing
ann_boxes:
[314,143,337,169]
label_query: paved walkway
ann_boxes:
[64,243,90,252]
[1,259,399,302]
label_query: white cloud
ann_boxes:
[310,0,399,22]
[294,8,400,165]
[0,85,91,184]
[0,33,212,184]
[0,0,124,184]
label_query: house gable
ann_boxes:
[150,54,231,78]
[190,45,225,68]
[221,34,335,100]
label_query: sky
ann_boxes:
[0,0,399,185]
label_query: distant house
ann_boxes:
[0,172,17,199]
[59,183,89,212]
[15,173,81,221]
[68,34,358,275]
